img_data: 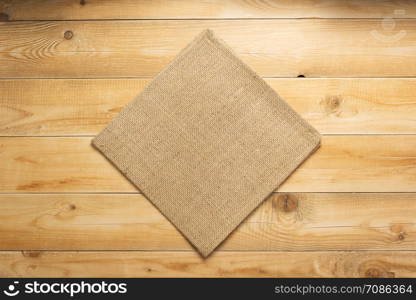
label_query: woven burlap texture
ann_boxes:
[93,29,321,257]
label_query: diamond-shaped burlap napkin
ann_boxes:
[93,30,320,257]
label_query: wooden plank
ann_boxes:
[1,250,415,277]
[1,0,415,20]
[1,136,415,193]
[2,78,416,135]
[1,20,416,78]
[0,79,147,136]
[0,193,415,251]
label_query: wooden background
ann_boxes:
[1,0,416,277]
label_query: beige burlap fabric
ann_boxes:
[93,30,320,257]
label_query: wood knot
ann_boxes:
[327,96,340,109]
[21,251,42,258]
[64,30,73,40]
[297,74,305,78]
[69,204,76,210]
[391,224,406,241]
[277,194,298,213]
[365,268,381,278]
[80,0,86,5]
[321,95,343,114]
[0,13,9,21]
[365,267,395,278]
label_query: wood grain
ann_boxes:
[1,250,415,277]
[2,78,416,135]
[1,20,416,78]
[0,0,415,20]
[1,0,416,279]
[1,135,415,193]
[0,193,415,251]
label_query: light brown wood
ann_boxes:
[0,193,415,251]
[1,0,416,278]
[2,78,416,135]
[0,79,147,136]
[1,250,415,277]
[1,136,415,193]
[1,0,415,20]
[1,20,416,78]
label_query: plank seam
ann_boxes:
[3,17,416,22]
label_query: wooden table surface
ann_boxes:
[1,0,416,278]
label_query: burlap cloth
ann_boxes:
[93,30,320,257]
